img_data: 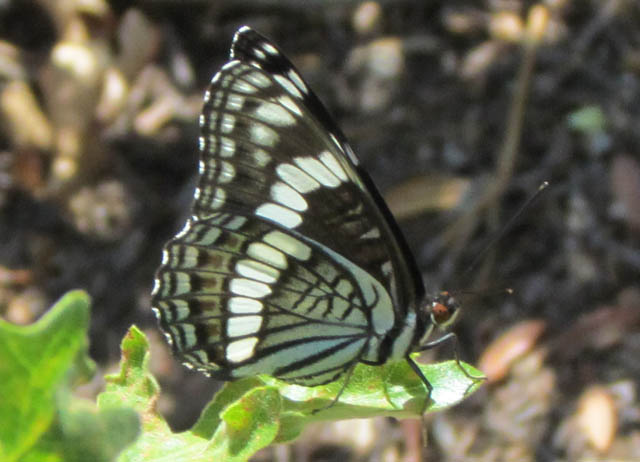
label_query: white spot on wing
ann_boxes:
[276,163,320,193]
[250,124,279,147]
[227,315,262,337]
[177,323,197,347]
[253,149,272,167]
[161,248,171,265]
[263,230,311,261]
[360,227,381,239]
[198,159,206,174]
[274,74,303,99]
[244,71,271,88]
[277,95,302,116]
[271,182,308,211]
[174,221,192,239]
[217,161,235,183]
[220,75,232,89]
[294,157,341,187]
[230,278,272,298]
[221,114,236,133]
[212,91,223,107]
[222,61,238,71]
[151,279,160,296]
[160,300,185,321]
[180,246,200,268]
[247,242,288,269]
[235,259,280,283]
[205,112,217,129]
[229,296,263,314]
[319,151,348,181]
[193,228,221,245]
[225,215,247,230]
[262,43,278,55]
[219,137,236,157]
[255,203,302,228]
[227,337,258,363]
[288,70,308,94]
[205,134,216,150]
[150,305,161,318]
[254,101,296,126]
[231,79,258,94]
[211,187,226,208]
[226,93,245,110]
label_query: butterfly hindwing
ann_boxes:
[153,211,400,385]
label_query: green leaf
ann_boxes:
[199,355,484,449]
[25,399,140,462]
[192,376,266,439]
[210,386,281,461]
[0,290,140,462]
[100,326,160,414]
[263,355,484,428]
[103,326,216,461]
[0,290,91,462]
[104,327,280,462]
[100,325,482,462]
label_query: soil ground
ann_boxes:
[1,1,639,461]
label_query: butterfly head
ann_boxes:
[429,291,461,330]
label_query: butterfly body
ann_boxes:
[152,26,456,391]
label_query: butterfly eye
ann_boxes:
[430,292,460,328]
[431,302,453,324]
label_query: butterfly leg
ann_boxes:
[405,355,435,447]
[405,354,434,415]
[418,332,486,383]
[310,362,358,415]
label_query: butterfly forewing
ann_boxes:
[152,26,426,385]
[197,27,423,309]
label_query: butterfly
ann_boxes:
[151,26,472,408]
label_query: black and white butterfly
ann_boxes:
[151,26,468,404]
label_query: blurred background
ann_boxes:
[1,0,639,460]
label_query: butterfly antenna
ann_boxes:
[451,287,514,299]
[461,181,549,280]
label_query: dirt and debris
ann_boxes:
[1,1,639,461]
